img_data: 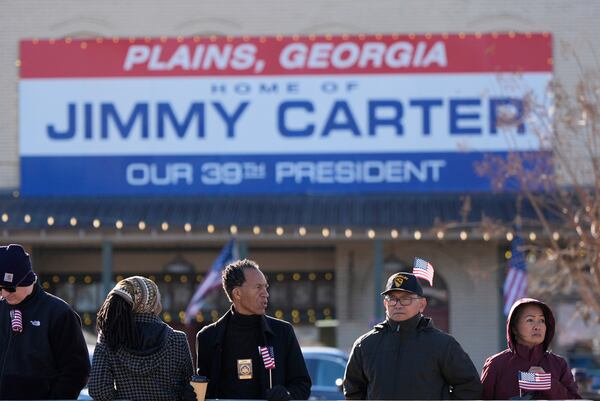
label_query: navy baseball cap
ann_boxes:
[381,272,423,297]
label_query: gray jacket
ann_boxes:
[89,313,194,401]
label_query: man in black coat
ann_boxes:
[196,259,311,401]
[344,272,482,400]
[0,244,90,399]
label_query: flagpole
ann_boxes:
[269,370,273,389]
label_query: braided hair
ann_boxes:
[96,293,139,350]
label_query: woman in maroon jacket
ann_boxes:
[481,298,581,399]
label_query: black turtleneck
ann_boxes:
[219,310,264,399]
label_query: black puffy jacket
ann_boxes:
[344,314,482,400]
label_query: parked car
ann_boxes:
[570,353,600,371]
[591,373,600,391]
[302,346,348,400]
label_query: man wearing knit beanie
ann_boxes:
[0,244,90,400]
[0,244,37,305]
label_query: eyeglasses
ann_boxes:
[384,295,421,306]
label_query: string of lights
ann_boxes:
[0,210,549,241]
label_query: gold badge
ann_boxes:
[394,275,406,288]
[238,359,253,380]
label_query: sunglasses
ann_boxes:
[0,272,32,293]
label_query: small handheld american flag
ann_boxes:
[413,257,434,286]
[518,371,551,391]
[259,346,276,370]
[10,309,23,333]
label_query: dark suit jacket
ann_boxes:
[196,307,311,399]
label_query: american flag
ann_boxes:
[10,309,23,333]
[413,257,434,286]
[503,236,527,315]
[185,239,237,324]
[259,346,276,370]
[518,371,551,391]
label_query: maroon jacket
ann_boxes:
[481,298,581,400]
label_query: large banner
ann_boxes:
[19,33,552,196]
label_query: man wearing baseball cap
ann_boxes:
[343,271,482,400]
[0,244,90,399]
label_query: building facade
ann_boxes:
[1,0,598,371]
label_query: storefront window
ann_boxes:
[39,270,336,329]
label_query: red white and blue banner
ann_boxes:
[19,33,552,196]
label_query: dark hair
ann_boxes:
[96,294,139,350]
[222,259,260,302]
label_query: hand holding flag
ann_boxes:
[413,257,434,286]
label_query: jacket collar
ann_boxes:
[514,342,546,363]
[214,306,274,345]
[374,313,431,332]
[386,313,423,332]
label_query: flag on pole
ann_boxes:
[259,346,276,370]
[185,239,237,324]
[518,371,551,391]
[413,257,434,286]
[503,236,527,315]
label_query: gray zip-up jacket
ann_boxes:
[344,314,482,400]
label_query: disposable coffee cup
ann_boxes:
[190,375,209,401]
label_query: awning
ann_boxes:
[0,192,523,230]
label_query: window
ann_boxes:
[40,270,336,329]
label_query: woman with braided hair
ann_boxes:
[89,276,195,401]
